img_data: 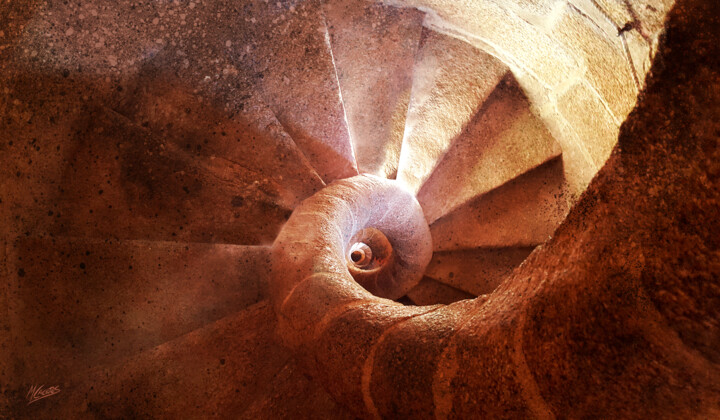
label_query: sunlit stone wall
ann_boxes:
[380,0,674,197]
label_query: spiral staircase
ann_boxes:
[3,0,719,418]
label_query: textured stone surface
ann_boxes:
[5,237,269,386]
[240,0,358,182]
[557,79,621,168]
[46,108,293,244]
[627,0,676,36]
[425,247,535,296]
[384,0,671,201]
[406,276,475,305]
[8,302,302,418]
[113,65,324,209]
[368,301,476,417]
[388,0,582,88]
[272,175,432,302]
[241,360,354,419]
[553,3,639,120]
[417,74,562,223]
[311,303,438,415]
[624,29,653,88]
[7,0,355,185]
[325,0,424,177]
[431,158,569,250]
[1,0,717,418]
[396,28,508,193]
[0,0,329,244]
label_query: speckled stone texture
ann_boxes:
[416,74,563,225]
[0,0,329,245]
[325,0,424,178]
[396,27,508,193]
[1,0,719,418]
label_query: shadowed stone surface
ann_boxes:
[9,302,326,418]
[406,276,475,305]
[48,107,293,244]
[425,247,535,296]
[5,238,269,394]
[0,0,329,244]
[267,1,720,417]
[240,360,355,420]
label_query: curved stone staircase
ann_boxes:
[3,0,719,418]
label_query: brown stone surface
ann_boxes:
[417,74,562,223]
[430,157,569,250]
[240,360,354,420]
[47,107,293,244]
[554,3,639,119]
[406,276,475,306]
[312,303,438,416]
[325,0,424,177]
[6,0,356,183]
[1,0,718,418]
[626,0,676,37]
[5,237,269,387]
[241,0,358,182]
[433,303,540,419]
[0,0,329,244]
[369,301,476,417]
[425,247,535,296]
[8,302,300,418]
[113,65,325,209]
[396,28,508,193]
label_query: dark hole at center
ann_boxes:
[351,250,363,263]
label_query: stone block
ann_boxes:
[554,4,639,120]
[557,80,620,168]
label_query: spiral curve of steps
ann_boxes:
[3,0,719,418]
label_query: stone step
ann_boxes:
[48,107,295,244]
[396,28,510,193]
[10,301,291,418]
[425,247,535,296]
[2,1,328,243]
[406,276,475,306]
[325,0,424,178]
[237,0,358,182]
[417,73,562,223]
[431,157,569,250]
[14,0,353,183]
[112,57,325,210]
[5,236,270,388]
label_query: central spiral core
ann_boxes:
[272,174,432,302]
[269,174,435,412]
[350,246,368,264]
[346,227,395,290]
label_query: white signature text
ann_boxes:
[26,384,61,405]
